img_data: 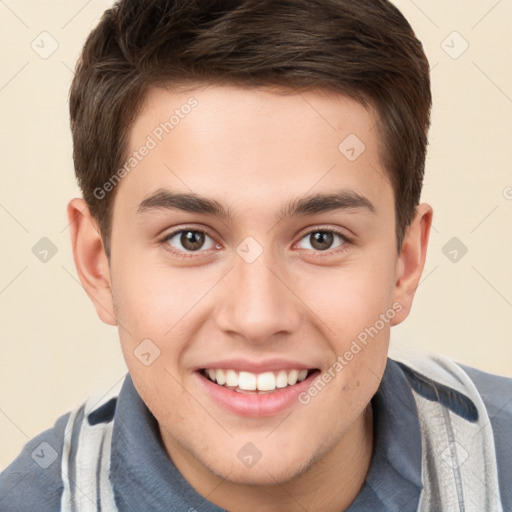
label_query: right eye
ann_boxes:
[161,228,219,256]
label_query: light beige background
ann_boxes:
[1,0,511,470]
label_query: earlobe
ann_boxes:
[67,198,117,327]
[391,203,433,326]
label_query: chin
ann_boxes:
[214,463,307,487]
[197,446,315,487]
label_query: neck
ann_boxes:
[163,403,374,512]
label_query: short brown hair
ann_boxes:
[70,0,431,258]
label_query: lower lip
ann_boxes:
[195,370,320,418]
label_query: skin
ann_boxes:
[67,84,432,512]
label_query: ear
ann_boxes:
[66,198,117,326]
[390,203,433,326]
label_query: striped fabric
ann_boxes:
[60,395,118,511]
[392,352,503,512]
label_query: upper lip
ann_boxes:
[196,358,319,373]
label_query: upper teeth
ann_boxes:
[205,369,309,391]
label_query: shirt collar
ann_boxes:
[110,358,422,511]
[110,375,223,511]
[347,358,423,511]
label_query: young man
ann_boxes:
[1,0,510,511]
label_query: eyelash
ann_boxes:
[159,226,354,259]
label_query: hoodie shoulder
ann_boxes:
[0,411,70,512]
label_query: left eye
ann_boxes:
[296,230,347,252]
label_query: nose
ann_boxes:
[213,251,302,345]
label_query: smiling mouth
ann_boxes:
[199,368,320,394]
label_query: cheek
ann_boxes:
[113,261,223,374]
[298,262,395,337]
[112,263,198,414]
[114,257,191,332]
[111,261,183,377]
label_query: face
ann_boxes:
[106,84,405,485]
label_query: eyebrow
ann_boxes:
[136,188,376,221]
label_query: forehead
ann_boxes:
[114,84,392,222]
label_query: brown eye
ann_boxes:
[310,231,334,251]
[296,230,346,252]
[164,229,216,253]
